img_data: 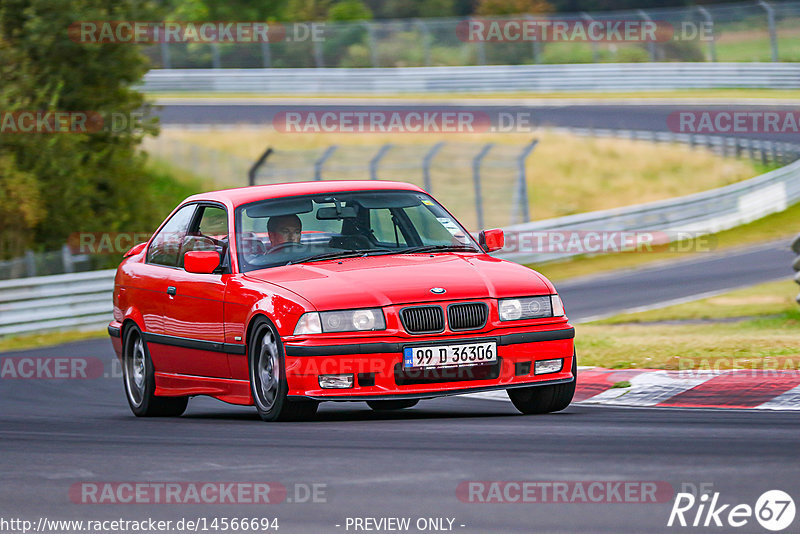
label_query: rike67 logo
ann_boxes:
[668,489,795,531]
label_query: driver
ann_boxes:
[267,214,302,248]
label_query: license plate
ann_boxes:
[403,341,497,369]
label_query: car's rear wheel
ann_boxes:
[366,399,419,411]
[249,318,318,422]
[507,353,577,415]
[122,324,188,417]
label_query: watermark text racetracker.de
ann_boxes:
[668,110,800,135]
[69,21,323,43]
[503,230,716,254]
[70,481,327,505]
[0,111,147,134]
[456,19,712,43]
[272,109,536,133]
[457,481,674,503]
[1,357,109,380]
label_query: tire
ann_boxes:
[248,318,318,422]
[122,324,188,417]
[367,399,419,411]
[507,353,577,415]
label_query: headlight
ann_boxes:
[294,309,386,335]
[499,295,563,321]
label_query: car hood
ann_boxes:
[243,253,554,310]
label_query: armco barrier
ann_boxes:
[793,234,800,304]
[2,154,800,338]
[496,158,800,264]
[0,270,116,337]
[141,63,800,94]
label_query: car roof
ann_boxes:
[184,180,427,208]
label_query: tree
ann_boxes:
[0,0,162,257]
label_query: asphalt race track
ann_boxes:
[2,239,798,533]
[155,101,800,143]
[559,239,796,322]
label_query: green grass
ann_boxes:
[0,329,107,353]
[594,279,798,324]
[577,279,800,370]
[534,199,800,283]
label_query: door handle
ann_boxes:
[167,286,177,296]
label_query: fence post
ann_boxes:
[369,144,392,180]
[760,140,768,166]
[638,10,657,61]
[524,15,541,63]
[696,6,717,62]
[24,250,36,277]
[581,13,599,62]
[160,41,171,69]
[365,22,379,67]
[211,43,222,68]
[422,142,445,192]
[415,19,432,66]
[315,146,337,181]
[313,38,325,68]
[472,18,487,65]
[516,140,538,223]
[472,144,493,230]
[248,147,274,186]
[62,244,74,274]
[261,41,272,68]
[758,1,779,62]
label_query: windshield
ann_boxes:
[234,190,480,272]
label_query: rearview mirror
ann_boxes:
[317,206,357,219]
[479,229,504,253]
[184,251,220,274]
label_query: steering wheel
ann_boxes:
[267,241,303,254]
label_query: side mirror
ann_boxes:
[479,229,504,253]
[184,251,220,274]
[123,242,147,258]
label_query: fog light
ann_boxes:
[534,358,563,375]
[319,374,354,389]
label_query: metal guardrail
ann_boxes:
[793,234,800,304]
[0,270,115,337]
[141,63,800,94]
[497,157,800,264]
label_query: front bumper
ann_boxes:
[284,326,575,400]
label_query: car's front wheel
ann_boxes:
[507,353,577,415]
[249,318,318,422]
[122,324,188,417]
[366,399,419,411]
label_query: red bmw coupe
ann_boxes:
[108,181,576,421]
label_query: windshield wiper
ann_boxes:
[398,244,479,254]
[287,248,397,265]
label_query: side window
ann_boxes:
[369,208,407,246]
[179,205,229,269]
[147,205,197,267]
[196,206,228,239]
